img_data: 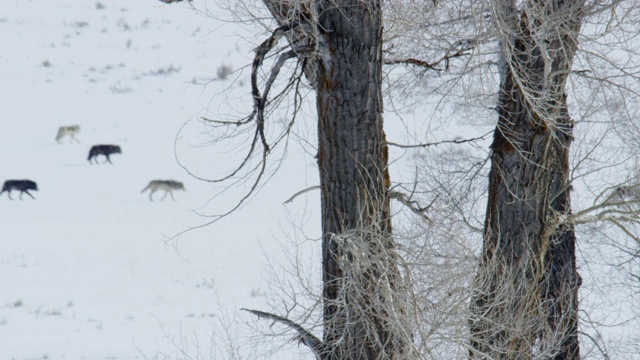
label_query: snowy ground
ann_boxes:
[0,1,318,359]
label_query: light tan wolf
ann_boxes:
[55,125,81,144]
[141,180,185,201]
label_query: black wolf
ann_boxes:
[88,144,122,164]
[0,179,38,200]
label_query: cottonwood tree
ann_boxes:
[307,2,412,358]
[467,0,585,357]
[193,1,415,359]
[384,0,640,358]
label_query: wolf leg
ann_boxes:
[161,191,169,201]
[149,190,155,201]
[23,191,35,200]
[170,191,176,201]
[105,155,113,164]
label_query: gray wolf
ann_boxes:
[55,125,81,144]
[88,144,122,164]
[0,179,38,200]
[141,180,185,201]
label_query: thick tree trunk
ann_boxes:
[469,1,584,359]
[315,1,408,359]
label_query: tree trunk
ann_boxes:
[315,1,408,359]
[469,1,584,358]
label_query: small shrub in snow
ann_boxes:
[117,18,131,31]
[96,2,105,10]
[216,63,233,81]
[109,85,133,93]
[44,309,62,316]
[143,65,181,76]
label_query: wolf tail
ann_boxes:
[141,183,151,193]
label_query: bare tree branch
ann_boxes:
[283,186,436,224]
[387,131,492,149]
[390,190,434,223]
[283,185,320,204]
[241,308,322,359]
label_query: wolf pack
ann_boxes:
[1,125,185,201]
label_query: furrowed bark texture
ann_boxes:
[315,1,408,359]
[469,1,584,359]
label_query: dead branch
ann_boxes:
[283,186,435,224]
[170,22,313,237]
[391,190,434,223]
[241,308,322,359]
[387,131,492,149]
[385,57,441,71]
[262,0,318,86]
[283,185,320,204]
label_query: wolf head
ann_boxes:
[26,180,38,191]
[166,180,185,190]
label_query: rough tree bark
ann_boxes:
[314,1,409,359]
[249,1,410,358]
[469,0,585,359]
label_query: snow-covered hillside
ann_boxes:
[0,1,319,359]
